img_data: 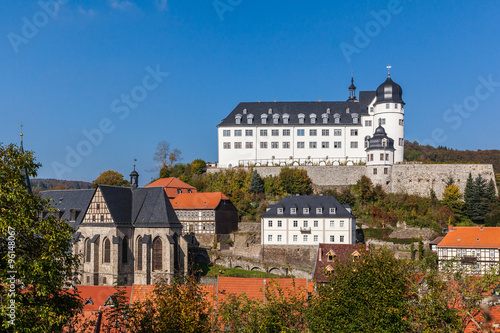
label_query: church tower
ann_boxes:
[130,162,139,189]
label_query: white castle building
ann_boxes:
[217,72,404,168]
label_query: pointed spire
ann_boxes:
[387,65,392,77]
[20,123,32,194]
[130,158,139,189]
[348,72,357,101]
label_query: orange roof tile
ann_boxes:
[146,177,197,198]
[437,226,500,249]
[170,192,229,210]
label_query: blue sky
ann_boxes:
[1,0,500,185]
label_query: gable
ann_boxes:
[82,187,114,224]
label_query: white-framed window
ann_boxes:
[334,129,342,136]
[353,117,358,124]
[283,142,290,149]
[268,234,272,242]
[268,220,273,227]
[262,118,267,124]
[297,129,305,136]
[234,142,242,149]
[350,129,358,136]
[380,118,386,125]
[223,130,230,137]
[334,141,342,148]
[260,142,268,149]
[370,106,374,113]
[322,129,329,136]
[314,235,319,242]
[283,129,290,136]
[309,142,317,149]
[316,208,322,214]
[291,208,297,215]
[246,129,253,136]
[310,129,317,136]
[303,235,308,242]
[443,249,448,256]
[277,220,282,227]
[303,220,309,227]
[399,119,404,126]
[365,120,372,126]
[223,142,231,149]
[271,142,279,149]
[245,142,253,149]
[247,115,253,124]
[330,220,334,227]
[272,129,279,136]
[399,138,404,146]
[297,142,305,149]
[322,142,329,149]
[340,235,344,242]
[313,220,318,227]
[293,235,298,242]
[330,235,334,242]
[329,208,336,214]
[335,118,340,124]
[283,115,289,124]
[490,250,495,258]
[235,130,242,136]
[350,141,358,149]
[277,208,283,214]
[293,220,298,227]
[277,235,282,242]
[303,208,309,214]
[260,129,268,136]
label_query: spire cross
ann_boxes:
[387,65,391,77]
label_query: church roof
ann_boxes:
[41,189,95,229]
[218,91,376,127]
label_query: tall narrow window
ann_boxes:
[137,236,143,270]
[85,239,91,262]
[103,238,111,263]
[122,236,128,264]
[153,237,163,271]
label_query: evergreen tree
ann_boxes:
[464,173,473,205]
[468,175,489,223]
[487,179,497,203]
[249,170,264,194]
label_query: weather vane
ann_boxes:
[387,65,392,77]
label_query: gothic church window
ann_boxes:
[103,238,111,263]
[153,237,163,271]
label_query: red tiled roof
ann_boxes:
[146,177,197,198]
[313,243,368,282]
[438,226,500,249]
[170,192,229,210]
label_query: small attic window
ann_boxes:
[277,208,283,214]
[326,108,331,114]
[322,113,328,124]
[333,113,340,124]
[352,113,359,124]
[290,207,296,214]
[247,113,254,124]
[261,114,267,124]
[382,139,387,147]
[310,113,317,124]
[325,265,334,272]
[283,113,289,124]
[177,189,182,194]
[268,108,273,115]
[329,208,336,214]
[243,108,247,114]
[298,113,305,124]
[303,207,309,214]
[327,250,336,262]
[273,113,280,124]
[346,107,350,113]
[235,114,242,125]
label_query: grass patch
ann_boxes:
[201,264,283,278]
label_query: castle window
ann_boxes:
[380,118,386,125]
[297,129,304,136]
[85,239,91,262]
[272,129,279,136]
[223,142,231,149]
[247,114,254,124]
[310,129,317,136]
[235,114,242,124]
[234,142,242,149]
[334,142,342,149]
[283,129,290,136]
[260,129,268,136]
[273,114,280,124]
[399,119,404,126]
[246,129,253,136]
[103,238,110,264]
[399,138,404,146]
[137,237,143,271]
[235,130,242,136]
[330,235,335,242]
[365,120,372,126]
[373,168,377,175]
[100,215,104,222]
[122,236,128,264]
[223,130,230,137]
[298,113,305,124]
[283,113,289,124]
[322,113,328,124]
[283,142,290,149]
[384,168,388,175]
[153,237,163,271]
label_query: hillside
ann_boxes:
[404,141,500,174]
[32,179,92,192]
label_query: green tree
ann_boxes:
[191,159,207,175]
[277,167,312,195]
[0,143,82,332]
[249,170,264,194]
[91,170,130,188]
[356,175,374,204]
[467,175,490,223]
[441,185,465,221]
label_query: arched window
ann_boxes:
[153,237,163,271]
[272,113,279,124]
[235,113,242,125]
[309,113,317,124]
[298,113,305,124]
[85,239,91,262]
[122,236,128,264]
[103,238,111,263]
[136,236,143,271]
[333,113,340,124]
[261,114,267,124]
[247,114,254,124]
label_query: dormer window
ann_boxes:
[382,139,387,147]
[327,250,336,262]
[283,113,289,124]
[247,114,254,124]
[273,113,280,124]
[243,108,247,114]
[298,113,305,124]
[261,114,267,124]
[329,207,336,214]
[352,113,359,124]
[346,107,350,114]
[235,114,242,125]
[333,113,340,124]
[290,207,297,214]
[310,113,317,124]
[277,208,283,214]
[268,108,273,115]
[303,207,309,214]
[321,113,328,124]
[326,108,331,114]
[177,189,182,194]
[316,207,323,214]
[370,107,374,113]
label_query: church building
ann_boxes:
[217,71,404,168]
[41,169,189,286]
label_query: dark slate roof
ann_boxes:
[41,189,95,229]
[313,243,368,282]
[365,125,395,151]
[100,186,132,224]
[132,187,180,227]
[218,91,376,127]
[374,76,404,105]
[261,195,354,219]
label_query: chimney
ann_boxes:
[479,225,484,231]
[448,225,454,232]
[318,247,323,261]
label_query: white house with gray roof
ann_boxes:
[260,195,356,246]
[217,73,404,168]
